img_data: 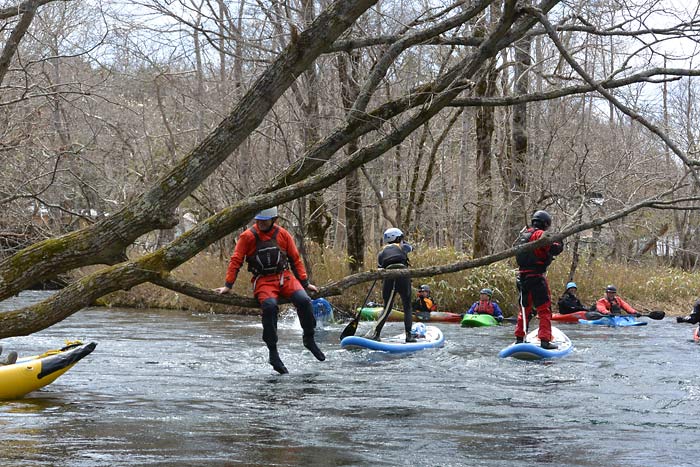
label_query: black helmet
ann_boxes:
[531,210,552,230]
[418,285,431,292]
[605,285,617,293]
[479,288,493,297]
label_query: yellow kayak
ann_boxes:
[0,341,97,400]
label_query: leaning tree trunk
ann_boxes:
[0,0,558,337]
[0,0,380,301]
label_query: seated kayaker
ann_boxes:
[557,282,588,314]
[596,285,639,316]
[414,284,437,320]
[465,288,503,322]
[676,299,700,324]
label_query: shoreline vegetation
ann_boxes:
[98,245,696,318]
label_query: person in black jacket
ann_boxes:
[557,282,588,314]
[513,210,564,349]
[677,299,700,324]
[367,227,415,343]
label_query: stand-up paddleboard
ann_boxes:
[340,324,444,353]
[578,315,646,327]
[461,314,499,327]
[498,326,573,360]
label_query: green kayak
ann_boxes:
[461,314,499,327]
[358,306,404,321]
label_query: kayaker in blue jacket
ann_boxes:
[465,288,504,322]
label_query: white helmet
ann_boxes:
[254,207,278,220]
[383,227,404,243]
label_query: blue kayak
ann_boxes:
[340,324,444,353]
[578,315,646,327]
[498,326,573,361]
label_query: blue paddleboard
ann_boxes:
[498,326,573,360]
[340,324,444,353]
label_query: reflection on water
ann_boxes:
[1,291,699,466]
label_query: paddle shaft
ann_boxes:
[519,285,529,336]
[339,278,378,340]
[371,286,397,338]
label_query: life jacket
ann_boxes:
[246,226,288,276]
[379,243,409,269]
[514,227,550,271]
[415,296,435,312]
[474,300,495,315]
[601,297,622,314]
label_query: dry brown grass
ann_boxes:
[97,246,697,317]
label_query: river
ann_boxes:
[0,291,697,466]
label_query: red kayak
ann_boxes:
[552,311,588,323]
[415,311,462,323]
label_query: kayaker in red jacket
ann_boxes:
[513,210,563,349]
[595,285,639,316]
[214,207,325,374]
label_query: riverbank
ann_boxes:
[97,246,697,317]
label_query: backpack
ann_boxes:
[246,227,288,276]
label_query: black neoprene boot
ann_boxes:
[303,335,326,361]
[268,348,288,374]
[405,332,417,343]
[540,340,558,350]
[515,337,524,344]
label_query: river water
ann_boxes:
[0,291,698,466]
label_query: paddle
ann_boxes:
[369,285,397,339]
[517,286,528,341]
[638,310,665,320]
[339,278,378,340]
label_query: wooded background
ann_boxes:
[0,0,699,334]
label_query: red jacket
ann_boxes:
[225,225,307,287]
[596,296,637,315]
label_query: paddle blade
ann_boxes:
[585,311,605,320]
[339,318,359,340]
[643,310,665,320]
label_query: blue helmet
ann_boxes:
[254,207,278,220]
[566,282,577,291]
